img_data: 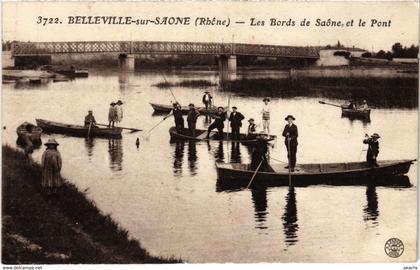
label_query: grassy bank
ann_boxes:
[2,145,180,264]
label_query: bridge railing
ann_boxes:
[11,41,319,58]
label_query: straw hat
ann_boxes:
[371,133,380,138]
[248,118,255,122]
[117,100,123,105]
[45,138,59,146]
[285,115,296,121]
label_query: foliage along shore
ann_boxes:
[2,145,181,264]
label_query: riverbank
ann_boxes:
[2,145,180,264]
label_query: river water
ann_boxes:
[2,69,418,262]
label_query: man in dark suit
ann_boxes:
[282,115,298,172]
[363,133,380,167]
[206,106,226,139]
[187,103,200,137]
[164,103,184,134]
[228,106,245,140]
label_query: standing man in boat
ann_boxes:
[108,102,117,128]
[115,100,124,126]
[363,133,380,167]
[202,91,213,110]
[206,106,226,139]
[261,98,271,135]
[165,102,185,134]
[228,106,245,140]
[247,118,257,139]
[84,110,98,128]
[41,138,63,195]
[282,115,298,172]
[187,103,200,137]
[251,133,270,172]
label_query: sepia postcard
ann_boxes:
[1,1,419,267]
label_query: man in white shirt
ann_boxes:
[261,97,271,135]
[202,91,213,110]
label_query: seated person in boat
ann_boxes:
[206,106,226,139]
[250,133,270,172]
[84,110,98,128]
[202,91,213,110]
[363,133,380,167]
[346,100,357,110]
[187,103,200,137]
[165,102,184,134]
[359,100,369,111]
[282,115,298,172]
[228,106,245,140]
[247,118,257,139]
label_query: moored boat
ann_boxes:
[169,126,276,145]
[16,122,43,146]
[150,103,225,115]
[216,160,415,187]
[36,119,122,138]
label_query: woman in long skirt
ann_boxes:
[41,138,63,195]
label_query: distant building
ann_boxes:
[316,46,367,66]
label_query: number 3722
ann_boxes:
[36,16,61,26]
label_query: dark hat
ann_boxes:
[45,138,59,146]
[110,102,115,106]
[173,102,178,106]
[248,118,255,122]
[117,100,123,105]
[371,133,380,138]
[189,103,194,107]
[204,91,210,93]
[217,106,224,110]
[263,97,270,102]
[88,110,93,113]
[285,115,295,120]
[232,106,237,109]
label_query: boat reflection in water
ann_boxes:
[230,142,242,163]
[108,139,123,171]
[282,186,299,248]
[171,140,199,176]
[173,141,185,176]
[84,138,95,158]
[251,186,268,230]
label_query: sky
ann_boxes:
[2,1,419,52]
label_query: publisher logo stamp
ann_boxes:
[385,238,404,258]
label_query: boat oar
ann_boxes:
[318,100,343,108]
[87,121,92,139]
[96,123,142,132]
[246,158,264,189]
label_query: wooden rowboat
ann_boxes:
[216,160,415,187]
[36,119,122,138]
[341,108,371,118]
[169,126,276,145]
[150,103,225,115]
[16,122,43,147]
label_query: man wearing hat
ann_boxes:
[84,110,98,128]
[228,106,245,140]
[282,115,298,172]
[165,102,185,134]
[115,100,124,126]
[41,138,63,195]
[247,118,257,139]
[187,103,200,137]
[108,102,117,127]
[202,91,213,110]
[206,106,226,139]
[250,132,270,172]
[363,133,380,167]
[261,98,271,135]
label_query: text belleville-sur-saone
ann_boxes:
[67,16,227,25]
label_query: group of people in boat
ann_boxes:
[346,99,369,111]
[83,100,124,129]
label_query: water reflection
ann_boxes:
[363,184,379,227]
[282,186,299,248]
[188,141,198,175]
[84,138,95,157]
[230,142,241,163]
[214,141,225,162]
[250,186,268,230]
[108,139,123,171]
[173,141,185,176]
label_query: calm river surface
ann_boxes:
[2,69,418,262]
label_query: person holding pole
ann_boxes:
[363,133,380,167]
[282,115,298,172]
[164,102,184,134]
[84,110,98,128]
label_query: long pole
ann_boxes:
[161,73,178,104]
[287,137,292,186]
[246,158,263,189]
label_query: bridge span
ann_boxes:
[11,41,319,73]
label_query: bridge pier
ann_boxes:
[219,55,237,82]
[118,54,135,72]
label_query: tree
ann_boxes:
[391,42,403,57]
